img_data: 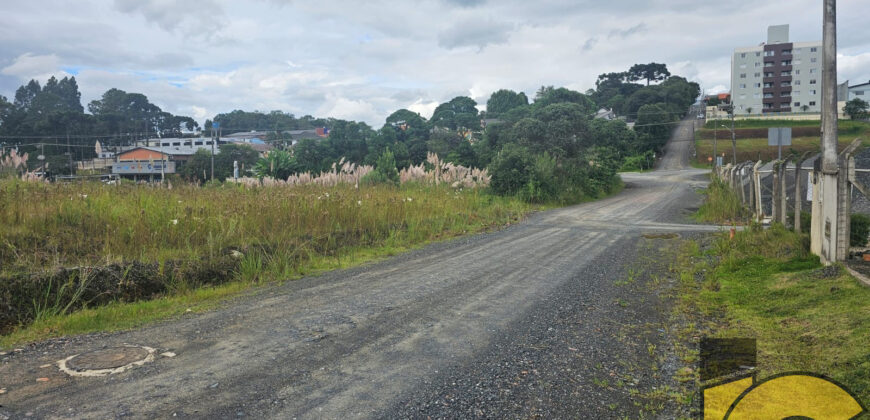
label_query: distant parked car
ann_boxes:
[697,113,705,119]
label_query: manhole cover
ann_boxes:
[58,345,156,377]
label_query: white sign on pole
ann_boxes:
[767,127,793,146]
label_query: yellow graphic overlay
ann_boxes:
[703,373,865,420]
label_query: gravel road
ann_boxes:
[0,115,716,419]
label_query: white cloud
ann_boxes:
[318,96,379,123]
[1,53,66,80]
[838,52,870,86]
[0,0,868,127]
[407,99,440,119]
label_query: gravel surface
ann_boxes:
[0,116,718,419]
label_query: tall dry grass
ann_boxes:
[0,179,526,277]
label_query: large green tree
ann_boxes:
[486,89,529,117]
[844,98,869,120]
[430,96,479,130]
[627,63,671,86]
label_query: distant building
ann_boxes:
[112,145,212,179]
[731,24,822,115]
[848,80,870,101]
[593,108,616,120]
[224,131,269,142]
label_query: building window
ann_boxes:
[795,80,801,85]
[754,72,760,77]
[795,69,800,75]
[781,60,791,66]
[810,47,818,52]
[740,94,747,99]
[755,62,761,67]
[856,91,865,95]
[809,79,817,84]
[764,50,775,57]
[740,73,746,78]
[764,93,774,98]
[765,72,774,77]
[739,83,747,89]
[764,62,774,67]
[754,83,761,88]
[810,57,817,62]
[764,103,774,109]
[809,101,816,106]
[782,102,791,107]
[810,89,817,95]
[754,93,761,98]
[782,49,792,55]
[740,53,746,58]
[781,71,791,76]
[781,91,791,97]
[809,68,818,74]
[794,59,802,65]
[794,102,801,107]
[756,52,761,57]
[740,64,746,69]
[793,90,800,95]
[194,141,203,146]
[794,48,802,54]
[764,82,774,88]
[781,82,791,87]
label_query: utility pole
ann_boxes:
[713,120,718,169]
[66,132,73,176]
[812,0,841,263]
[730,105,736,165]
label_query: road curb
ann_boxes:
[843,264,870,288]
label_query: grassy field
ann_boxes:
[680,179,870,411]
[694,119,870,165]
[0,180,540,346]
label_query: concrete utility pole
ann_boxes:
[812,0,842,263]
[713,121,718,169]
[729,105,736,165]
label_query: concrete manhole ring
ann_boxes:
[58,345,156,377]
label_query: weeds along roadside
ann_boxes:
[0,179,537,345]
[672,176,870,409]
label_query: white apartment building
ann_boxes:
[731,24,822,115]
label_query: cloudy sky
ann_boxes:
[1,0,868,127]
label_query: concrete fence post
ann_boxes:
[753,160,763,221]
[793,153,812,233]
[780,159,788,225]
[747,163,756,212]
[772,160,782,224]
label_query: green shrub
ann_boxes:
[361,148,400,186]
[851,213,870,247]
[489,144,532,196]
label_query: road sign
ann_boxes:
[212,122,220,129]
[767,127,792,146]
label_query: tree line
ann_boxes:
[0,62,700,202]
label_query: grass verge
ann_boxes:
[693,176,748,225]
[675,175,870,412]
